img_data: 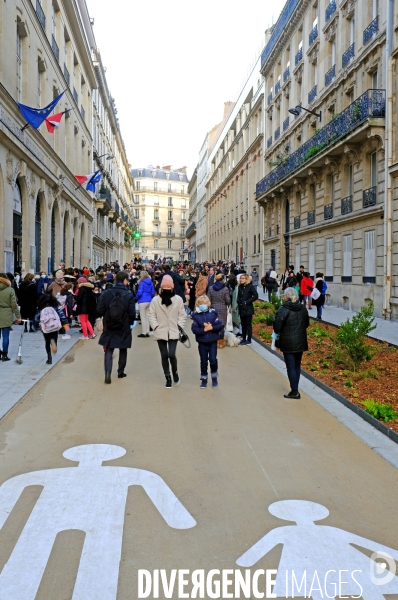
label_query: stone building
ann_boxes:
[91,51,134,269]
[130,166,190,262]
[206,67,265,269]
[187,167,197,262]
[257,0,390,316]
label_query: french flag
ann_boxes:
[45,109,70,133]
[75,170,102,192]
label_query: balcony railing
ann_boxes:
[267,136,272,148]
[81,105,85,121]
[294,216,301,229]
[325,0,337,21]
[275,80,281,94]
[283,116,290,131]
[324,203,333,220]
[295,46,303,65]
[308,85,317,104]
[256,89,385,198]
[167,233,176,238]
[63,64,70,86]
[309,24,318,46]
[274,127,280,141]
[186,222,196,236]
[35,0,46,31]
[73,87,78,104]
[341,195,353,214]
[51,35,59,61]
[308,210,315,225]
[325,64,336,86]
[261,0,300,68]
[153,231,162,237]
[364,15,379,44]
[363,186,377,208]
[267,92,273,105]
[283,66,290,81]
[342,43,355,68]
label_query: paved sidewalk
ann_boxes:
[0,325,83,420]
[256,287,398,346]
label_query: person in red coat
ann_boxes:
[300,272,314,310]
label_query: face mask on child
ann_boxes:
[41,274,46,279]
[199,305,208,312]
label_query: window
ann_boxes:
[181,200,186,208]
[37,59,42,105]
[181,228,185,236]
[325,238,334,280]
[348,164,353,196]
[136,181,140,191]
[181,241,185,250]
[295,243,301,272]
[364,230,376,281]
[168,210,173,221]
[154,239,158,249]
[168,197,173,207]
[167,226,172,235]
[154,195,159,205]
[371,151,377,187]
[154,225,159,235]
[329,174,335,202]
[168,184,172,192]
[134,239,139,248]
[181,211,186,220]
[52,3,56,36]
[350,17,355,45]
[258,233,260,252]
[134,195,139,204]
[181,186,185,194]
[168,240,172,249]
[332,41,336,66]
[343,234,352,279]
[134,209,139,219]
[253,235,256,254]
[372,70,378,89]
[154,209,159,219]
[154,182,158,191]
[308,241,315,277]
[16,25,22,102]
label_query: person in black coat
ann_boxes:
[76,278,97,339]
[157,265,185,300]
[97,271,136,384]
[273,286,310,399]
[18,273,38,331]
[237,274,258,345]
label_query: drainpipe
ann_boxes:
[382,0,394,319]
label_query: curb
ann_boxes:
[253,335,398,446]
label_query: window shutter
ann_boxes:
[343,235,352,276]
[326,238,333,276]
[295,243,301,272]
[308,241,315,277]
[364,230,375,277]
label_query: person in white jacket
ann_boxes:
[148,274,186,389]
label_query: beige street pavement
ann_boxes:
[0,332,398,599]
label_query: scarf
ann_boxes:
[160,289,175,306]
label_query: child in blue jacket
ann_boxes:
[191,294,223,389]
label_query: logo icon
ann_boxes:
[370,552,396,586]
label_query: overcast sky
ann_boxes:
[89,0,286,177]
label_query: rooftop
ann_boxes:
[131,166,189,183]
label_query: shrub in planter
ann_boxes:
[336,301,377,372]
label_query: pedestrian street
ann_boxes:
[0,331,397,599]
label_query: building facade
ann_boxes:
[130,166,190,262]
[257,0,392,317]
[206,67,265,270]
[187,167,197,262]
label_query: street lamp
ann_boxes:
[288,106,322,121]
[95,153,114,161]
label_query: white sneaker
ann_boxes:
[79,336,89,340]
[62,334,71,340]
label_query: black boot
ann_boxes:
[2,352,10,362]
[165,376,172,389]
[46,353,52,364]
[105,371,112,384]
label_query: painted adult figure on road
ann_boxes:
[236,500,398,600]
[0,444,196,600]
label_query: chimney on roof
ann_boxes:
[156,165,160,169]
[175,166,187,174]
[162,165,172,171]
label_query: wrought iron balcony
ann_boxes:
[294,216,301,229]
[363,186,377,208]
[35,0,46,31]
[80,105,85,121]
[283,116,290,131]
[275,80,281,95]
[267,92,273,105]
[51,35,59,61]
[283,66,290,82]
[256,89,385,198]
[341,195,353,214]
[325,64,336,86]
[364,16,379,44]
[308,85,317,104]
[167,233,176,238]
[324,203,333,220]
[295,46,303,65]
[308,210,315,225]
[63,64,70,86]
[73,87,78,104]
[342,43,355,68]
[325,0,337,21]
[309,24,318,46]
[261,0,300,68]
[274,127,280,141]
[153,231,162,237]
[267,136,272,148]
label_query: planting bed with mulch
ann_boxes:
[252,300,398,433]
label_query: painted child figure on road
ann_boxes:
[0,444,196,600]
[236,500,398,600]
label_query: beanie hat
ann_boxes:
[161,274,174,288]
[55,270,64,280]
[77,277,87,284]
[106,273,114,280]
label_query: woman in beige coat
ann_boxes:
[148,274,186,389]
[195,271,208,299]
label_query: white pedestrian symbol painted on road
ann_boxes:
[236,500,398,599]
[0,444,196,600]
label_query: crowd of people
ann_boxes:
[0,258,327,397]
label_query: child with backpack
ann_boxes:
[191,294,224,389]
[34,293,70,364]
[57,283,74,337]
